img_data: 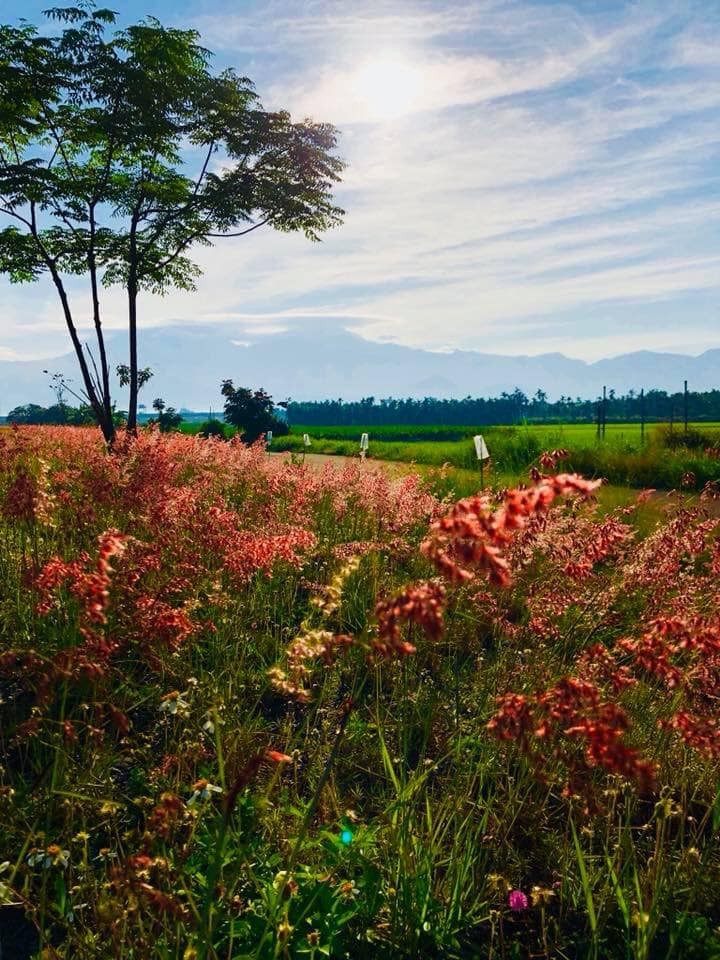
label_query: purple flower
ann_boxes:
[508,889,528,912]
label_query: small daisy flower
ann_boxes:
[338,879,359,900]
[531,885,555,906]
[159,691,190,716]
[28,844,70,869]
[94,847,118,863]
[187,778,222,806]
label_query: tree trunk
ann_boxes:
[30,210,116,446]
[49,266,116,446]
[88,208,114,432]
[127,267,139,434]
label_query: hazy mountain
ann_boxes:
[1,321,718,414]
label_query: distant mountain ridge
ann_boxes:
[0,322,718,414]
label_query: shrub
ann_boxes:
[198,419,228,440]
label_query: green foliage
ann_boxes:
[117,365,153,390]
[7,402,95,425]
[0,5,344,439]
[197,419,229,440]
[146,396,183,432]
[221,380,290,445]
[273,422,720,490]
[289,388,720,427]
[657,424,717,451]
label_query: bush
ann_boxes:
[656,424,715,451]
[198,419,228,440]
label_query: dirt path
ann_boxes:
[270,452,411,476]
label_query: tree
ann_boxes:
[221,381,289,445]
[0,4,344,444]
[7,403,48,424]
[149,396,183,432]
[7,401,95,424]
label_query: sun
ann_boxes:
[352,56,424,120]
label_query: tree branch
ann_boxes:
[207,218,269,238]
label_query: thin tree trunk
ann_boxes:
[127,264,139,434]
[47,264,115,445]
[88,205,113,429]
[25,200,116,445]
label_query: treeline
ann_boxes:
[4,403,180,430]
[289,388,720,426]
[5,403,97,425]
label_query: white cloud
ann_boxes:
[2,0,720,363]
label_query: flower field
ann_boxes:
[1,427,719,959]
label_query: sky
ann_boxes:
[2,0,720,363]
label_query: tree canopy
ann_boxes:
[6,402,96,425]
[0,3,344,443]
[221,380,289,444]
[288,388,720,426]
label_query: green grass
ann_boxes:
[273,423,720,490]
[293,421,720,445]
[180,419,236,438]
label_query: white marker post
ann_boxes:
[302,433,311,463]
[473,434,490,489]
[266,430,273,450]
[360,432,369,460]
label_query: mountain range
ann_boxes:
[1,322,718,414]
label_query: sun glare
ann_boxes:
[352,57,424,120]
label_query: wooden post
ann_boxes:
[684,380,689,435]
[602,385,607,440]
[474,435,489,490]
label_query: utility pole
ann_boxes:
[602,385,607,440]
[684,379,689,435]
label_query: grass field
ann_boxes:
[287,422,720,444]
[271,422,720,491]
[1,426,719,959]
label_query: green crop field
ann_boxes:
[271,422,720,490]
[293,421,720,445]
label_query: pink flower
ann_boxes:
[508,889,528,912]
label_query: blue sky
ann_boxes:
[3,0,720,361]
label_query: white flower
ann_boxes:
[159,690,189,715]
[28,845,70,869]
[187,779,222,806]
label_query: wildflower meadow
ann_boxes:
[1,426,719,959]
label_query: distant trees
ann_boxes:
[149,397,183,433]
[288,388,720,426]
[7,403,95,425]
[221,381,289,444]
[0,6,344,445]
